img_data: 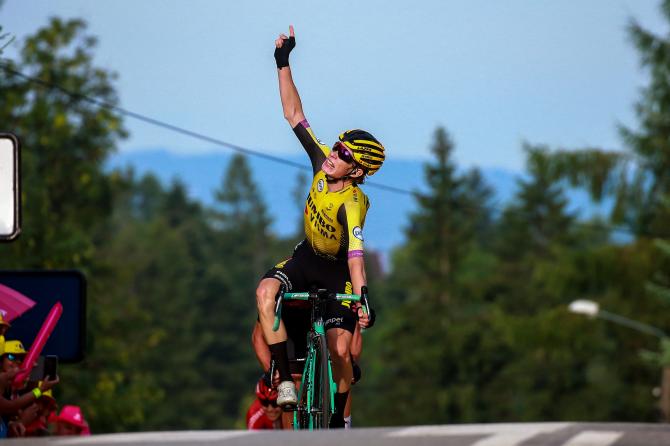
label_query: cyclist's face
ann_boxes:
[262,401,282,420]
[322,142,356,178]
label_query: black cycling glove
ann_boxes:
[274,36,295,69]
[262,371,272,387]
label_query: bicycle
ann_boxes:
[272,286,369,430]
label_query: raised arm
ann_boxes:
[275,25,305,128]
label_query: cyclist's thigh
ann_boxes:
[317,259,357,335]
[261,247,310,293]
[324,301,357,334]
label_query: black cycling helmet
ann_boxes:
[338,129,385,176]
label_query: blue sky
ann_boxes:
[3,0,667,171]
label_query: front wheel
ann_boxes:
[314,333,332,429]
[294,360,311,429]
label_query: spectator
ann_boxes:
[0,341,59,438]
[246,376,282,430]
[23,385,57,436]
[0,314,9,333]
[0,314,10,351]
[0,340,24,375]
[52,405,89,436]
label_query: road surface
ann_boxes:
[5,422,670,446]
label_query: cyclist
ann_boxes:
[250,319,362,428]
[246,376,282,430]
[255,25,381,428]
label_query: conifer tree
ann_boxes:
[203,154,274,425]
[358,127,494,424]
[0,18,126,268]
[405,127,491,305]
[539,1,670,238]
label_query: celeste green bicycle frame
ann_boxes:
[273,289,362,430]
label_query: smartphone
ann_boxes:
[29,357,45,382]
[43,355,58,380]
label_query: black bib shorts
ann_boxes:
[262,240,358,336]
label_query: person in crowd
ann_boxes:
[0,314,10,341]
[0,314,11,357]
[246,376,282,430]
[0,341,59,438]
[52,405,89,436]
[23,384,57,436]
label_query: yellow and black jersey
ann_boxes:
[293,119,370,260]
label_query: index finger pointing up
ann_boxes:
[289,25,295,37]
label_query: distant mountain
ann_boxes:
[106,149,606,261]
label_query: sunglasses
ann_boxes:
[333,142,355,164]
[260,398,279,408]
[5,353,22,362]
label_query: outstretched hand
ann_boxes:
[275,25,295,48]
[39,375,60,392]
[274,25,296,69]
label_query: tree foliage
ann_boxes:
[3,3,670,432]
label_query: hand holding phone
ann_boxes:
[44,355,58,381]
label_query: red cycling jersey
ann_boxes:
[246,399,280,430]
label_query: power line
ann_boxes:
[1,63,414,196]
[1,64,309,170]
[0,63,640,237]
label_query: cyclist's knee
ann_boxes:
[329,338,351,362]
[256,280,279,314]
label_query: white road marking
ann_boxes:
[52,430,255,445]
[561,431,624,446]
[390,423,572,446]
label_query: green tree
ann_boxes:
[200,154,276,426]
[0,17,134,431]
[212,154,273,277]
[478,2,670,422]
[492,144,577,315]
[478,145,645,422]
[291,170,309,239]
[0,1,15,56]
[538,1,670,239]
[404,127,492,304]
[358,127,495,425]
[645,194,670,306]
[0,30,13,55]
[50,172,212,431]
[0,17,126,269]
[497,145,574,258]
